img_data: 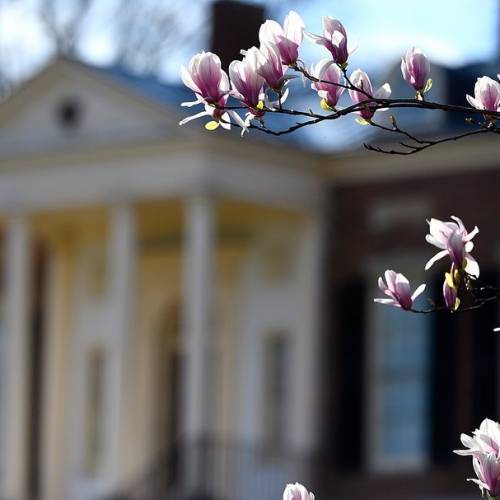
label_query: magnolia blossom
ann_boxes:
[424,216,479,277]
[401,47,431,92]
[306,17,353,65]
[283,483,314,500]
[466,76,500,113]
[470,453,500,497]
[255,42,288,91]
[348,69,391,121]
[455,418,500,458]
[229,47,265,113]
[455,419,500,497]
[310,59,344,109]
[259,11,305,66]
[374,270,425,310]
[181,52,230,106]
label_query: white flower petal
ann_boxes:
[424,249,448,271]
[179,110,209,126]
[228,110,247,132]
[464,226,479,241]
[411,283,426,301]
[378,276,387,292]
[425,234,447,249]
[374,298,399,306]
[374,83,391,99]
[466,94,482,109]
[181,98,203,107]
[284,10,305,45]
[465,255,480,277]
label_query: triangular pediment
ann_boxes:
[0,58,188,157]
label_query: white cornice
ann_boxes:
[0,146,324,213]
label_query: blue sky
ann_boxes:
[295,0,498,71]
[253,0,499,74]
[0,0,498,82]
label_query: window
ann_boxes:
[367,264,430,472]
[261,333,289,450]
[55,97,83,131]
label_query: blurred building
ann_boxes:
[0,3,498,500]
[0,55,324,500]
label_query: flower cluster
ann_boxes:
[455,418,500,498]
[179,11,396,132]
[374,216,479,312]
[179,10,500,142]
[181,11,500,500]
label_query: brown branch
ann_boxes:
[213,67,500,155]
[364,127,490,155]
[407,277,500,314]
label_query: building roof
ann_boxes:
[90,63,196,110]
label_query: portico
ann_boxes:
[0,139,324,500]
[0,56,325,500]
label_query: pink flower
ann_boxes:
[310,59,344,109]
[255,42,288,91]
[455,418,500,458]
[283,483,314,500]
[466,76,500,112]
[455,420,500,498]
[348,69,391,121]
[374,270,425,310]
[424,216,479,277]
[259,11,305,66]
[401,47,431,92]
[470,453,500,497]
[306,17,354,65]
[181,52,229,106]
[229,47,265,113]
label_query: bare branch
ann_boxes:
[216,64,500,155]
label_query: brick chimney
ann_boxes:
[210,0,265,70]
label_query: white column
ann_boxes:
[181,196,216,489]
[107,204,136,487]
[290,213,325,453]
[41,235,73,500]
[1,215,32,500]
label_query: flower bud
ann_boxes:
[305,17,353,65]
[401,47,431,92]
